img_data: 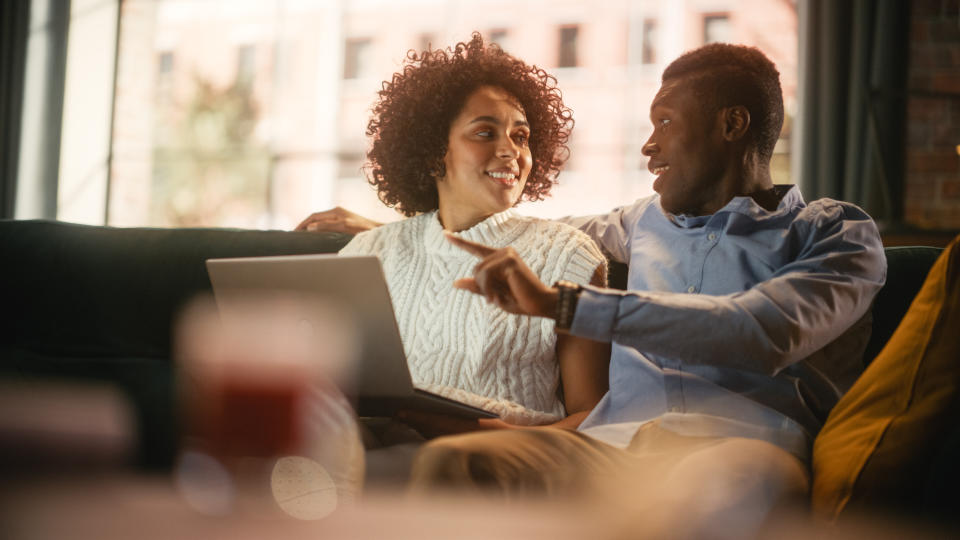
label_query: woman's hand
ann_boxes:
[445,232,558,318]
[396,410,513,439]
[294,207,383,234]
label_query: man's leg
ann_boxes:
[409,427,630,497]
[609,421,810,539]
[410,420,809,537]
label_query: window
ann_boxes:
[157,51,174,103]
[489,28,509,51]
[236,44,255,86]
[343,38,372,80]
[557,25,579,68]
[34,0,798,230]
[158,51,174,76]
[703,14,732,44]
[418,33,434,52]
[641,19,657,64]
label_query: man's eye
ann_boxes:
[658,118,671,127]
[476,129,493,138]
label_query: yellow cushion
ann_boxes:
[812,235,960,521]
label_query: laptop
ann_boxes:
[205,254,498,420]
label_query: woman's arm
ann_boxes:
[398,266,610,437]
[552,265,610,429]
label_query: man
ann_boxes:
[302,44,886,520]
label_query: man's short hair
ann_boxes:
[662,43,784,162]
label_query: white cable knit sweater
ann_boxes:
[340,209,605,425]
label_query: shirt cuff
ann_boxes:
[569,285,624,342]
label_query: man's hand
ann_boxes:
[294,207,383,234]
[445,232,558,318]
[396,410,512,439]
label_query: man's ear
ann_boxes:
[720,105,750,142]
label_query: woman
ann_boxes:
[336,33,608,429]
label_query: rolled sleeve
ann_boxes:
[570,285,626,342]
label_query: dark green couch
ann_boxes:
[0,219,945,474]
[1,220,352,469]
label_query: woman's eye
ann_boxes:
[513,133,529,145]
[658,118,671,127]
[476,129,493,138]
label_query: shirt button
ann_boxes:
[687,285,696,293]
[708,233,717,241]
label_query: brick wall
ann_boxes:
[904,0,960,230]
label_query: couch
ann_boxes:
[0,219,949,519]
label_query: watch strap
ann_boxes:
[554,280,582,332]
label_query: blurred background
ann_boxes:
[9,0,800,229]
[4,0,958,237]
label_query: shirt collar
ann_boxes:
[663,185,803,229]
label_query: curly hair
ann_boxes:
[365,32,573,216]
[662,43,783,162]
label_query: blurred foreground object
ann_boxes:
[173,295,363,519]
[0,380,135,473]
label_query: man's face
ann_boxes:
[642,77,727,216]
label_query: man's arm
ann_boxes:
[570,203,886,375]
[295,207,383,234]
[296,204,641,264]
[447,202,886,377]
[555,207,633,264]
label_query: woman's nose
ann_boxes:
[497,139,520,159]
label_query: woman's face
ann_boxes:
[436,85,532,231]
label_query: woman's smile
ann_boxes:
[486,169,520,187]
[436,85,533,231]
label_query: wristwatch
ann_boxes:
[553,280,582,332]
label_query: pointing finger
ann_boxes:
[453,277,482,295]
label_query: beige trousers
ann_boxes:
[409,420,810,537]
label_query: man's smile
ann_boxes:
[649,161,670,176]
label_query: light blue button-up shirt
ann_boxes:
[564,185,886,459]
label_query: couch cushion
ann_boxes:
[812,234,960,521]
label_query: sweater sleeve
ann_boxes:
[559,229,607,287]
[338,229,377,256]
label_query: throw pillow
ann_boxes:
[812,234,960,521]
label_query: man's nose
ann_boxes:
[641,137,658,157]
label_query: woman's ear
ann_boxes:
[721,105,750,142]
[430,158,447,180]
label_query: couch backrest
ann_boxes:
[0,220,351,361]
[1,220,943,368]
[863,246,944,366]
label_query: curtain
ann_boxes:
[799,0,910,225]
[0,0,31,219]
